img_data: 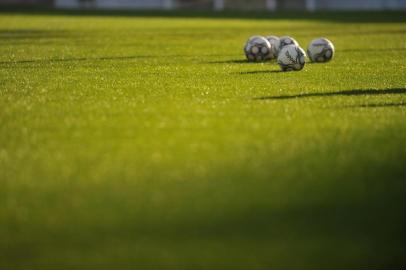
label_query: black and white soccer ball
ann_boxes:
[279,36,299,50]
[307,38,335,63]
[265,35,280,59]
[244,36,272,62]
[277,45,306,71]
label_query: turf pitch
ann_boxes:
[0,10,406,270]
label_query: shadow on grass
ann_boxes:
[0,9,405,23]
[340,102,406,108]
[254,88,406,101]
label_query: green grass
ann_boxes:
[1,10,406,270]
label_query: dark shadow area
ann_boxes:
[0,8,405,23]
[254,88,406,101]
[341,102,406,108]
[0,55,151,65]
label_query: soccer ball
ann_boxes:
[277,45,306,71]
[265,35,280,59]
[244,36,272,62]
[307,38,335,63]
[279,36,299,50]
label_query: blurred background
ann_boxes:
[1,0,406,11]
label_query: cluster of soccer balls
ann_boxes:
[244,35,335,71]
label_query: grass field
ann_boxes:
[1,10,406,270]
